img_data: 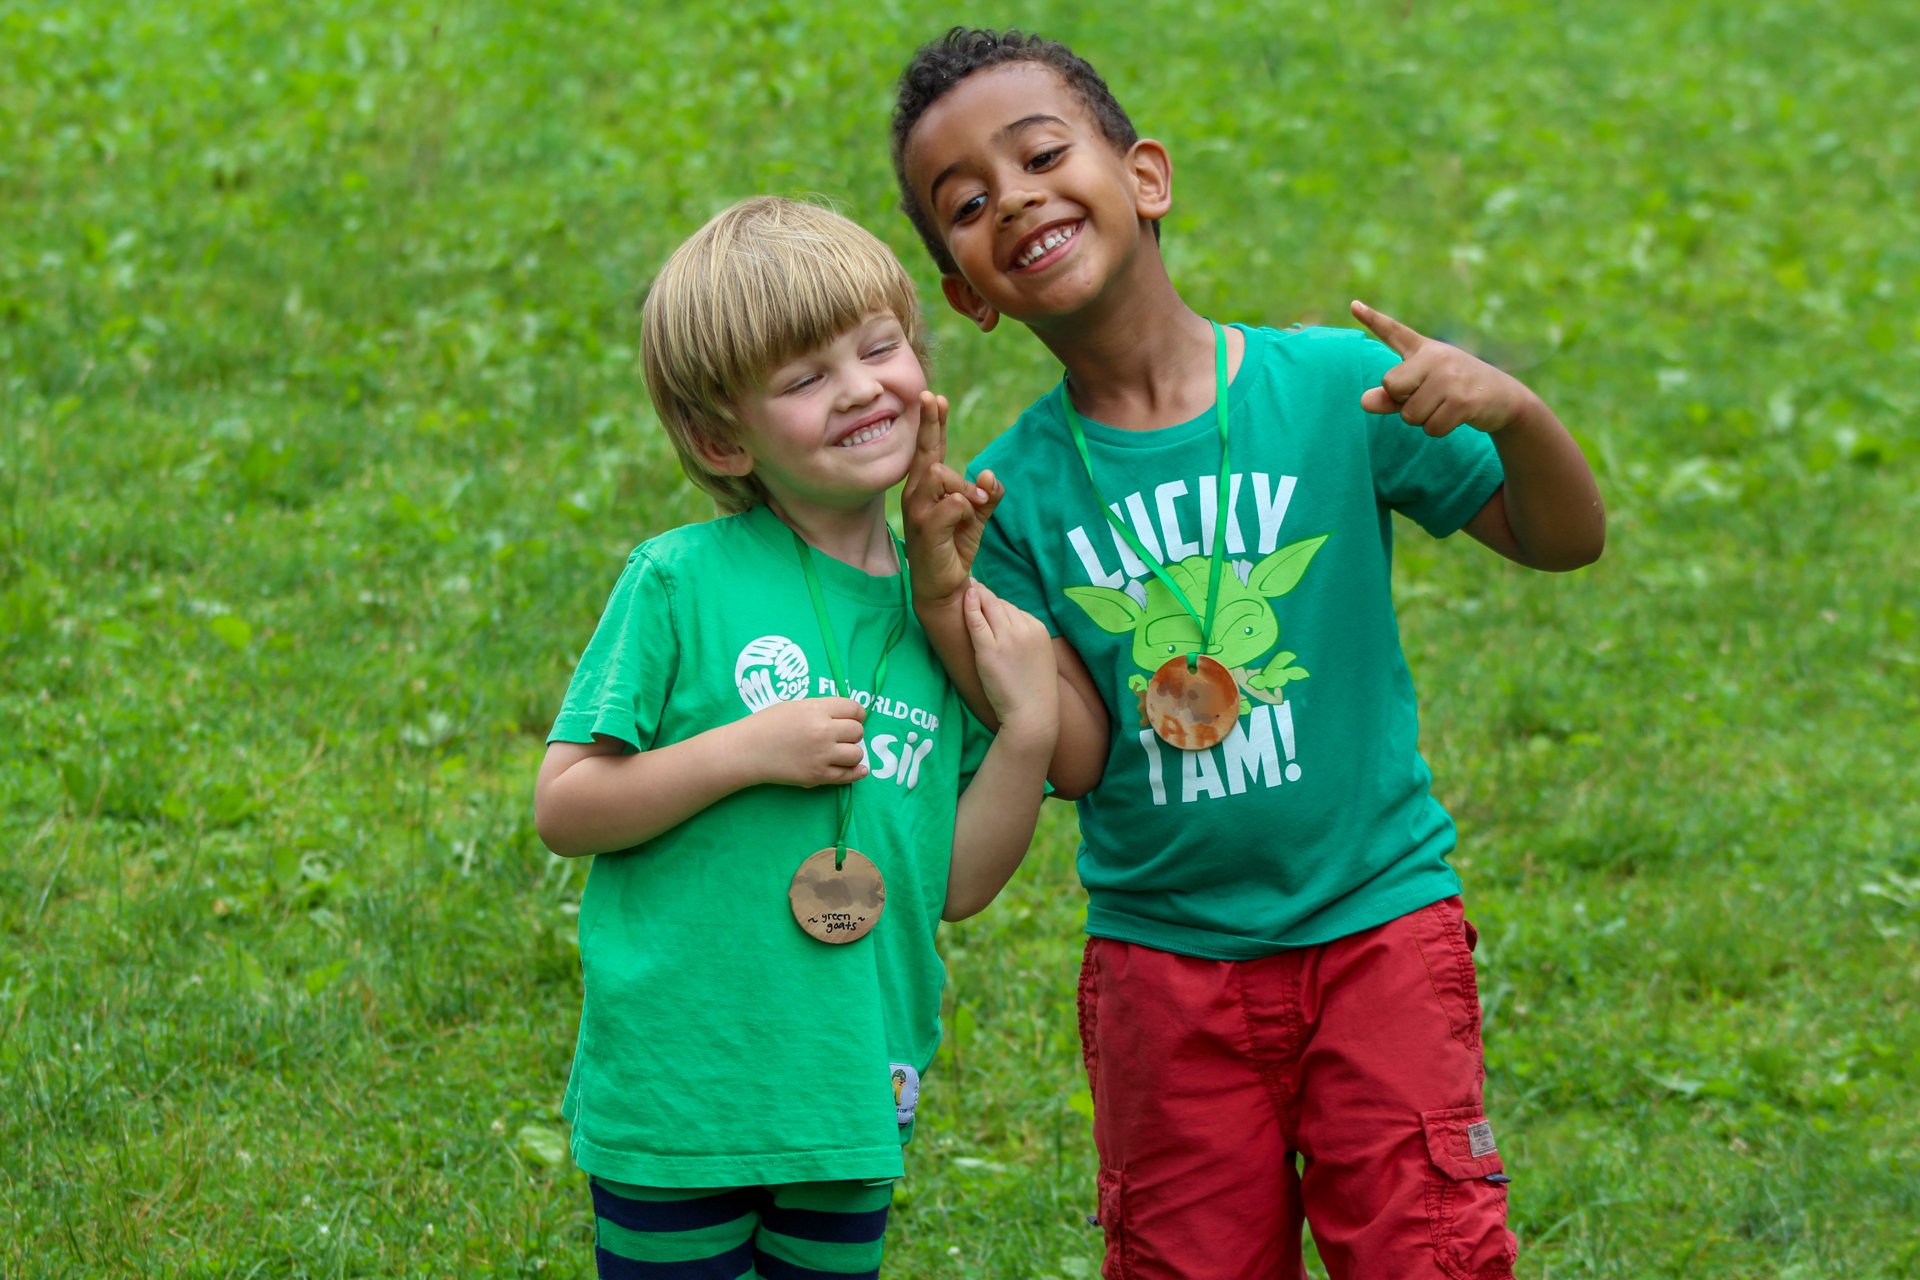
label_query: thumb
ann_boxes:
[1359,385,1403,416]
[962,583,992,638]
[974,470,1005,522]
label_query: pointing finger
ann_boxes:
[1350,300,1425,359]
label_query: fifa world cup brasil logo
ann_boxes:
[735,635,811,712]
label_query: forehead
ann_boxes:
[902,62,1106,191]
[760,307,905,370]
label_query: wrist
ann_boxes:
[713,716,775,788]
[912,582,968,615]
[992,706,1059,757]
[1491,386,1553,439]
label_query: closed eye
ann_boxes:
[864,341,901,360]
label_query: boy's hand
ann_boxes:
[964,581,1058,741]
[744,696,870,787]
[903,390,1004,607]
[1352,300,1546,437]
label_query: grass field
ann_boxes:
[3,1,1918,1276]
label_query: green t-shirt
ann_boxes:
[548,503,987,1186]
[969,324,1503,959]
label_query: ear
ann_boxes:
[1064,585,1144,635]
[941,273,1000,333]
[1248,535,1329,599]
[1125,138,1173,222]
[693,433,755,478]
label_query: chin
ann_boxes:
[875,456,916,491]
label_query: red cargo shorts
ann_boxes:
[1078,895,1516,1280]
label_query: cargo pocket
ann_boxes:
[1412,898,1484,1055]
[1095,1167,1134,1279]
[1420,1106,1517,1280]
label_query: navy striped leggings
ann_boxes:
[590,1177,894,1279]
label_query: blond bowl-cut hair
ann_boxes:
[640,196,928,514]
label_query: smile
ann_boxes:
[1013,221,1080,270]
[834,417,896,447]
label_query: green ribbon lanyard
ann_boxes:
[792,529,909,869]
[1059,320,1233,672]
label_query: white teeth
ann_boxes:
[837,419,892,446]
[1017,223,1077,266]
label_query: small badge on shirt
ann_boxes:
[891,1063,921,1127]
[1467,1120,1498,1158]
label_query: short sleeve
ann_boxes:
[1353,335,1505,538]
[548,549,680,750]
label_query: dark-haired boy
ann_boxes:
[892,27,1603,1280]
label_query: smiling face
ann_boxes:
[703,310,926,524]
[900,62,1171,333]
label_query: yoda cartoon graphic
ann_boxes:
[1065,535,1328,723]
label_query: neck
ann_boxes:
[766,497,898,575]
[1024,251,1226,431]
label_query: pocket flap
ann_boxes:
[1422,1105,1506,1181]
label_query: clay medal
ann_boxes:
[1061,321,1241,751]
[789,847,886,943]
[786,526,908,944]
[1143,654,1241,750]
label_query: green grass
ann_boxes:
[4,0,1918,1275]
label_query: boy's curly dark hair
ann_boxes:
[890,28,1143,274]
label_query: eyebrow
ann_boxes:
[926,114,1072,206]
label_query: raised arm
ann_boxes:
[904,391,1110,797]
[944,584,1056,920]
[534,697,869,858]
[1352,300,1605,571]
[902,389,1002,713]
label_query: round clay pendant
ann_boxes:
[1143,655,1241,750]
[789,848,886,944]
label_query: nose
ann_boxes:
[834,370,883,411]
[997,185,1043,225]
